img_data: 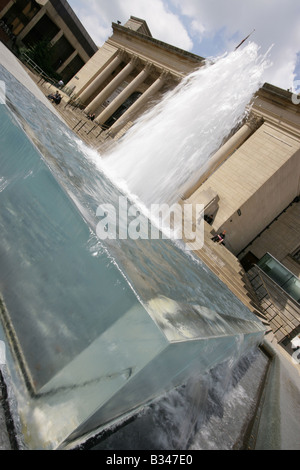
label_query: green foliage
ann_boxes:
[22,39,61,80]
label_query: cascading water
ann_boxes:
[0,42,270,450]
[100,42,270,206]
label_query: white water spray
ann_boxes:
[101,43,270,207]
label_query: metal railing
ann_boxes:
[20,53,76,98]
[72,118,111,139]
[20,52,57,87]
[248,264,300,342]
[19,54,113,140]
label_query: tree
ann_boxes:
[21,39,61,80]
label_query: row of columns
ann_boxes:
[79,51,125,106]
[96,62,153,125]
[85,55,139,116]
[76,52,170,128]
[108,70,168,135]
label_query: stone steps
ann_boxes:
[24,69,111,149]
[193,227,269,325]
[197,247,253,307]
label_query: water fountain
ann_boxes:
[0,43,270,450]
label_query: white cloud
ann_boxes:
[170,0,300,89]
[69,0,193,50]
[69,0,300,89]
[118,0,193,50]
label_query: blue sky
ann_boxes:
[68,0,300,91]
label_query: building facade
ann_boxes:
[66,16,300,344]
[0,0,98,82]
[184,83,300,343]
[186,84,300,275]
[67,16,204,136]
[66,16,300,280]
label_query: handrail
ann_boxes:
[20,53,78,97]
[254,264,300,308]
[21,53,76,98]
[20,52,58,87]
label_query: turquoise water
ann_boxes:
[0,64,265,449]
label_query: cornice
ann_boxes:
[111,22,205,64]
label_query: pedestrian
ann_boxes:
[211,230,226,244]
[54,93,62,104]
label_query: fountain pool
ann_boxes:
[0,43,268,450]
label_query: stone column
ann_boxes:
[78,51,125,105]
[57,50,77,75]
[109,70,168,136]
[50,30,63,47]
[85,55,139,114]
[95,63,153,125]
[17,7,46,42]
[183,115,264,199]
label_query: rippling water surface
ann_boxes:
[0,43,269,449]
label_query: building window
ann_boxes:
[2,0,40,36]
[22,13,60,46]
[50,34,75,70]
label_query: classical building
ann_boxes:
[65,16,300,345]
[66,16,204,136]
[67,16,300,278]
[0,13,299,450]
[186,84,300,265]
[0,0,98,82]
[184,83,300,342]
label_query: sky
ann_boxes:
[68,0,300,91]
